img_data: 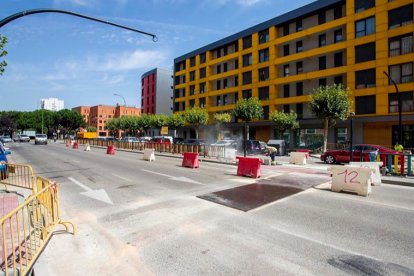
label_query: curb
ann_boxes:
[381,179,414,187]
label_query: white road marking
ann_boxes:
[141,169,203,185]
[112,174,132,182]
[68,177,114,205]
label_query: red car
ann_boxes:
[321,144,398,164]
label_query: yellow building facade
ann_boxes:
[174,0,414,149]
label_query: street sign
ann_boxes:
[161,126,168,135]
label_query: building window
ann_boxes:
[199,97,205,108]
[389,34,413,57]
[189,71,195,81]
[389,5,413,29]
[334,5,343,19]
[355,42,376,63]
[216,64,221,74]
[243,35,252,49]
[389,63,413,84]
[259,86,269,100]
[199,83,205,93]
[319,34,326,47]
[223,94,228,105]
[334,75,343,85]
[283,104,290,113]
[355,0,375,13]
[223,79,228,88]
[200,53,206,64]
[223,63,228,72]
[243,71,252,84]
[216,96,221,106]
[296,41,303,53]
[296,82,303,96]
[318,11,326,25]
[259,29,269,44]
[283,84,290,98]
[296,103,303,119]
[296,19,302,32]
[389,91,413,113]
[283,44,290,56]
[190,85,195,96]
[334,29,343,43]
[355,68,376,88]
[334,52,343,67]
[296,61,303,74]
[283,64,290,77]
[262,106,269,120]
[355,16,375,38]
[189,99,195,108]
[190,56,195,67]
[259,67,269,82]
[319,78,327,87]
[319,56,326,70]
[283,24,289,36]
[243,54,252,66]
[356,95,376,114]
[259,48,269,62]
[199,67,206,79]
[243,89,252,99]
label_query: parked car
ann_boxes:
[210,139,236,148]
[173,137,185,144]
[121,137,140,143]
[183,139,206,145]
[151,137,171,144]
[14,134,30,143]
[259,141,267,154]
[0,143,11,180]
[0,136,12,143]
[321,144,398,164]
[34,134,48,145]
[235,140,262,155]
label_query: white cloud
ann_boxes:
[97,49,168,71]
[236,0,264,6]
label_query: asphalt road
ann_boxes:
[7,142,414,275]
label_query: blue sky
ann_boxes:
[0,0,314,111]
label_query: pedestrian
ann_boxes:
[266,146,278,166]
[394,142,403,152]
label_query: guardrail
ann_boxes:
[0,164,36,193]
[0,181,76,276]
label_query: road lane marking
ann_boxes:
[141,169,203,185]
[68,177,114,205]
[112,174,132,182]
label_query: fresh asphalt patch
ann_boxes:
[198,172,331,211]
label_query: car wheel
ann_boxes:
[324,155,336,164]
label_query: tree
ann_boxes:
[167,113,185,137]
[86,126,97,132]
[137,114,153,137]
[269,111,299,138]
[55,109,86,135]
[213,113,231,124]
[184,107,208,139]
[105,117,122,137]
[309,84,351,152]
[0,35,7,75]
[151,114,168,129]
[232,98,263,156]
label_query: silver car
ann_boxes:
[35,134,48,145]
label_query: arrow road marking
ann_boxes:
[141,169,203,185]
[68,177,114,205]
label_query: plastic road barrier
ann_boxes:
[224,148,237,161]
[106,145,115,155]
[329,165,373,196]
[236,156,262,178]
[182,152,199,168]
[72,141,79,149]
[84,143,91,151]
[143,148,155,161]
[296,149,310,158]
[66,140,70,147]
[289,152,307,165]
[348,162,383,186]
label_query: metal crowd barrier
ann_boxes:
[0,181,76,276]
[0,164,36,193]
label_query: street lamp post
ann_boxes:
[113,93,126,107]
[349,112,355,162]
[383,71,402,145]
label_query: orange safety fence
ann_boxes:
[0,181,76,276]
[0,164,36,193]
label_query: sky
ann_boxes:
[0,0,315,111]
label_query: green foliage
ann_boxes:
[213,113,232,124]
[309,84,351,126]
[151,114,168,129]
[0,35,7,75]
[54,109,86,133]
[269,111,299,137]
[86,126,97,132]
[105,117,122,136]
[167,113,185,130]
[184,107,208,139]
[232,98,263,122]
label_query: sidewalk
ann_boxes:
[75,142,414,187]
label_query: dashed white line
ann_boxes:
[112,174,132,182]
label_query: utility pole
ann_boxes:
[383,71,402,145]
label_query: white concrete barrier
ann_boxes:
[289,152,307,165]
[84,143,91,151]
[329,165,373,196]
[348,162,383,186]
[143,148,155,161]
[224,148,237,162]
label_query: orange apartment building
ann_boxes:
[73,104,141,137]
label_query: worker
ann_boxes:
[266,146,278,166]
[394,142,404,152]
